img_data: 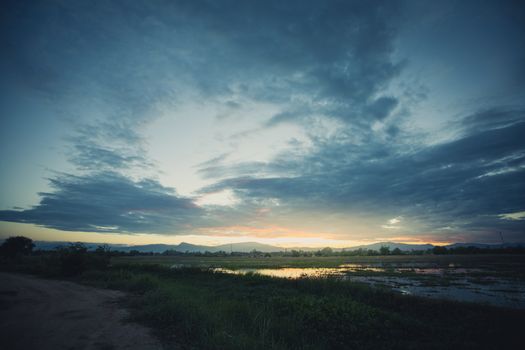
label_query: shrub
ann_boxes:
[0,236,34,257]
[58,243,88,276]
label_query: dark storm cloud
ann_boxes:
[201,108,525,239]
[1,0,404,130]
[2,0,406,179]
[0,172,204,233]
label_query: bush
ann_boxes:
[58,243,88,276]
[55,243,112,276]
[0,236,34,257]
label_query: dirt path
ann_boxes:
[0,272,163,350]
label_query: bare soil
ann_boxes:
[0,272,163,350]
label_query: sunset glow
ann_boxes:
[1,0,524,248]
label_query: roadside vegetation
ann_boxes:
[1,236,524,349]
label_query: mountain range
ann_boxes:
[27,240,524,253]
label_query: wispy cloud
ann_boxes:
[499,211,525,221]
[201,109,525,241]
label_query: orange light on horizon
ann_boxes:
[1,221,464,249]
[197,225,330,239]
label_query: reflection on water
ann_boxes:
[347,275,525,309]
[338,264,387,272]
[212,267,347,278]
[207,265,483,278]
[176,264,525,309]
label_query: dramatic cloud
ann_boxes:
[1,0,404,127]
[0,172,204,233]
[1,0,525,244]
[200,109,525,241]
[66,123,152,171]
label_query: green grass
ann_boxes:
[114,255,358,269]
[112,254,525,271]
[3,255,525,349]
[84,264,523,350]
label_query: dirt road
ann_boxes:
[0,272,163,350]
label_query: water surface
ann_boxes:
[199,264,525,309]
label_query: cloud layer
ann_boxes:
[1,0,525,243]
[201,108,525,240]
[0,172,204,233]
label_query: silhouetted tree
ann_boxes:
[432,246,448,255]
[58,243,88,276]
[321,247,333,256]
[0,236,34,257]
[92,244,112,270]
[391,247,402,255]
[379,246,390,255]
[367,249,378,256]
[291,250,301,257]
[95,244,111,255]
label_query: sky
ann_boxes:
[1,0,524,247]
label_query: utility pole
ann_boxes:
[499,232,505,245]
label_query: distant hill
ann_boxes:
[33,241,129,251]
[173,242,209,253]
[167,242,284,253]
[26,239,524,254]
[32,240,284,253]
[214,242,284,253]
[344,241,435,252]
[122,244,177,253]
[446,242,525,249]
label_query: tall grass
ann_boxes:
[79,264,523,350]
[3,255,524,349]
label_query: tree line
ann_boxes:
[2,236,524,262]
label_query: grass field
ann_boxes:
[3,253,525,349]
[112,254,525,309]
[87,263,524,349]
[113,254,525,276]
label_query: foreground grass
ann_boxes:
[3,257,524,349]
[89,265,524,350]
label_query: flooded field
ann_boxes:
[205,262,525,309]
[119,254,525,309]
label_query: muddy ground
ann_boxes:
[0,272,163,350]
